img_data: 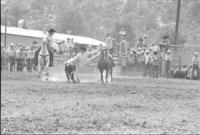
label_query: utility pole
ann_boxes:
[174,0,181,67]
[174,0,181,45]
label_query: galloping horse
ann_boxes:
[97,49,115,84]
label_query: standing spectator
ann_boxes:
[1,44,8,70]
[191,52,200,80]
[33,42,40,71]
[144,50,152,77]
[16,47,25,71]
[165,50,173,78]
[152,51,160,78]
[106,33,113,49]
[7,43,16,72]
[26,47,34,72]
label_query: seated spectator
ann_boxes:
[180,64,188,79]
[187,65,192,79]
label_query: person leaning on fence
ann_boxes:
[7,43,16,72]
[191,52,200,80]
[165,50,173,78]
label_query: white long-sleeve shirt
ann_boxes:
[66,49,100,66]
[192,56,200,65]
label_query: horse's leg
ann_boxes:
[71,73,77,83]
[44,56,50,77]
[106,69,109,83]
[37,55,42,78]
[100,70,104,84]
[110,68,113,82]
[66,74,70,83]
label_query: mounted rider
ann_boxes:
[38,27,56,77]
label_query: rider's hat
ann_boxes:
[48,28,56,33]
[80,46,87,51]
[167,50,171,53]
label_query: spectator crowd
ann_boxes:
[106,34,200,80]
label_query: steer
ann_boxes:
[64,63,77,83]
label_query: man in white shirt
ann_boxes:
[191,52,200,80]
[144,50,152,77]
[64,46,101,82]
[165,49,173,78]
[7,43,16,72]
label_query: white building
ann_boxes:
[1,25,105,47]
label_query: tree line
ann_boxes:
[1,0,200,45]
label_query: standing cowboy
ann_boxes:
[144,50,152,77]
[165,50,173,78]
[7,43,16,72]
[191,52,200,80]
[152,51,160,78]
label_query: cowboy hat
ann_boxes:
[10,43,14,46]
[194,51,198,55]
[48,28,56,33]
[167,50,171,53]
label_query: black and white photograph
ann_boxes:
[1,0,200,134]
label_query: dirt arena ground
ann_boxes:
[1,69,200,134]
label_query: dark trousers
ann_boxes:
[16,58,24,71]
[153,65,159,78]
[192,64,199,80]
[165,60,171,78]
[27,58,34,72]
[49,50,54,66]
[9,56,15,72]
